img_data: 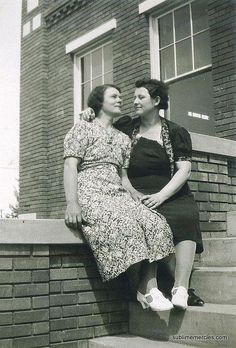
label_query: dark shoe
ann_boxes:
[188,288,204,306]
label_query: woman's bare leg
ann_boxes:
[126,261,142,295]
[174,240,196,289]
[137,260,158,294]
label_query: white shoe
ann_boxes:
[171,286,188,310]
[137,288,173,312]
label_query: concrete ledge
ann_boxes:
[139,0,167,14]
[191,132,236,158]
[0,219,84,244]
[227,211,236,236]
[66,19,117,54]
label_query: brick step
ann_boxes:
[190,266,236,304]
[200,237,236,266]
[129,302,235,347]
[89,334,193,348]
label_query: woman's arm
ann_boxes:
[64,157,82,230]
[121,168,144,202]
[141,161,191,209]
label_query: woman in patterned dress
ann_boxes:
[63,84,175,311]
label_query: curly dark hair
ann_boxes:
[135,78,169,110]
[87,84,121,116]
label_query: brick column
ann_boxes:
[208,0,236,140]
[19,0,50,217]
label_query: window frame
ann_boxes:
[149,0,213,129]
[150,0,212,83]
[73,40,113,121]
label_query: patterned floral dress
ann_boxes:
[64,118,174,281]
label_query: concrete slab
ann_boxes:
[200,237,236,266]
[190,266,236,304]
[0,219,84,244]
[89,334,193,348]
[129,302,235,347]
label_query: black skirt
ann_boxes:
[127,136,203,254]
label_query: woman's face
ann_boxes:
[101,87,122,116]
[134,87,156,116]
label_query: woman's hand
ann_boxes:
[129,189,144,202]
[121,168,144,202]
[65,202,82,231]
[141,162,191,209]
[141,192,167,209]
[79,107,95,122]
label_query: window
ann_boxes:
[27,0,38,13]
[32,14,41,30]
[75,42,113,111]
[23,21,31,37]
[153,0,215,135]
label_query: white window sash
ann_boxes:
[151,0,211,82]
[74,42,113,122]
[149,16,160,79]
[74,55,82,123]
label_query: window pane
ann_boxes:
[104,44,113,73]
[176,38,192,75]
[192,0,208,33]
[81,54,90,83]
[160,46,175,80]
[168,71,215,135]
[81,82,90,109]
[92,76,103,89]
[104,71,113,84]
[79,42,113,112]
[159,14,173,48]
[92,48,102,78]
[194,30,211,69]
[174,5,191,41]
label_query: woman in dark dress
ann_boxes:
[114,79,203,310]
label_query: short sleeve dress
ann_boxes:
[64,118,175,281]
[114,116,203,254]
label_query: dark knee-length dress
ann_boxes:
[114,116,203,254]
[63,119,175,281]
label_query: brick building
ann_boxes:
[19,0,236,225]
[0,1,234,346]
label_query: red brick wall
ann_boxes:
[0,244,128,347]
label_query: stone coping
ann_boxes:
[0,219,84,244]
[0,212,235,244]
[190,132,236,158]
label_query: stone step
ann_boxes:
[227,211,236,237]
[89,334,194,348]
[129,302,235,347]
[190,266,236,304]
[200,237,236,266]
